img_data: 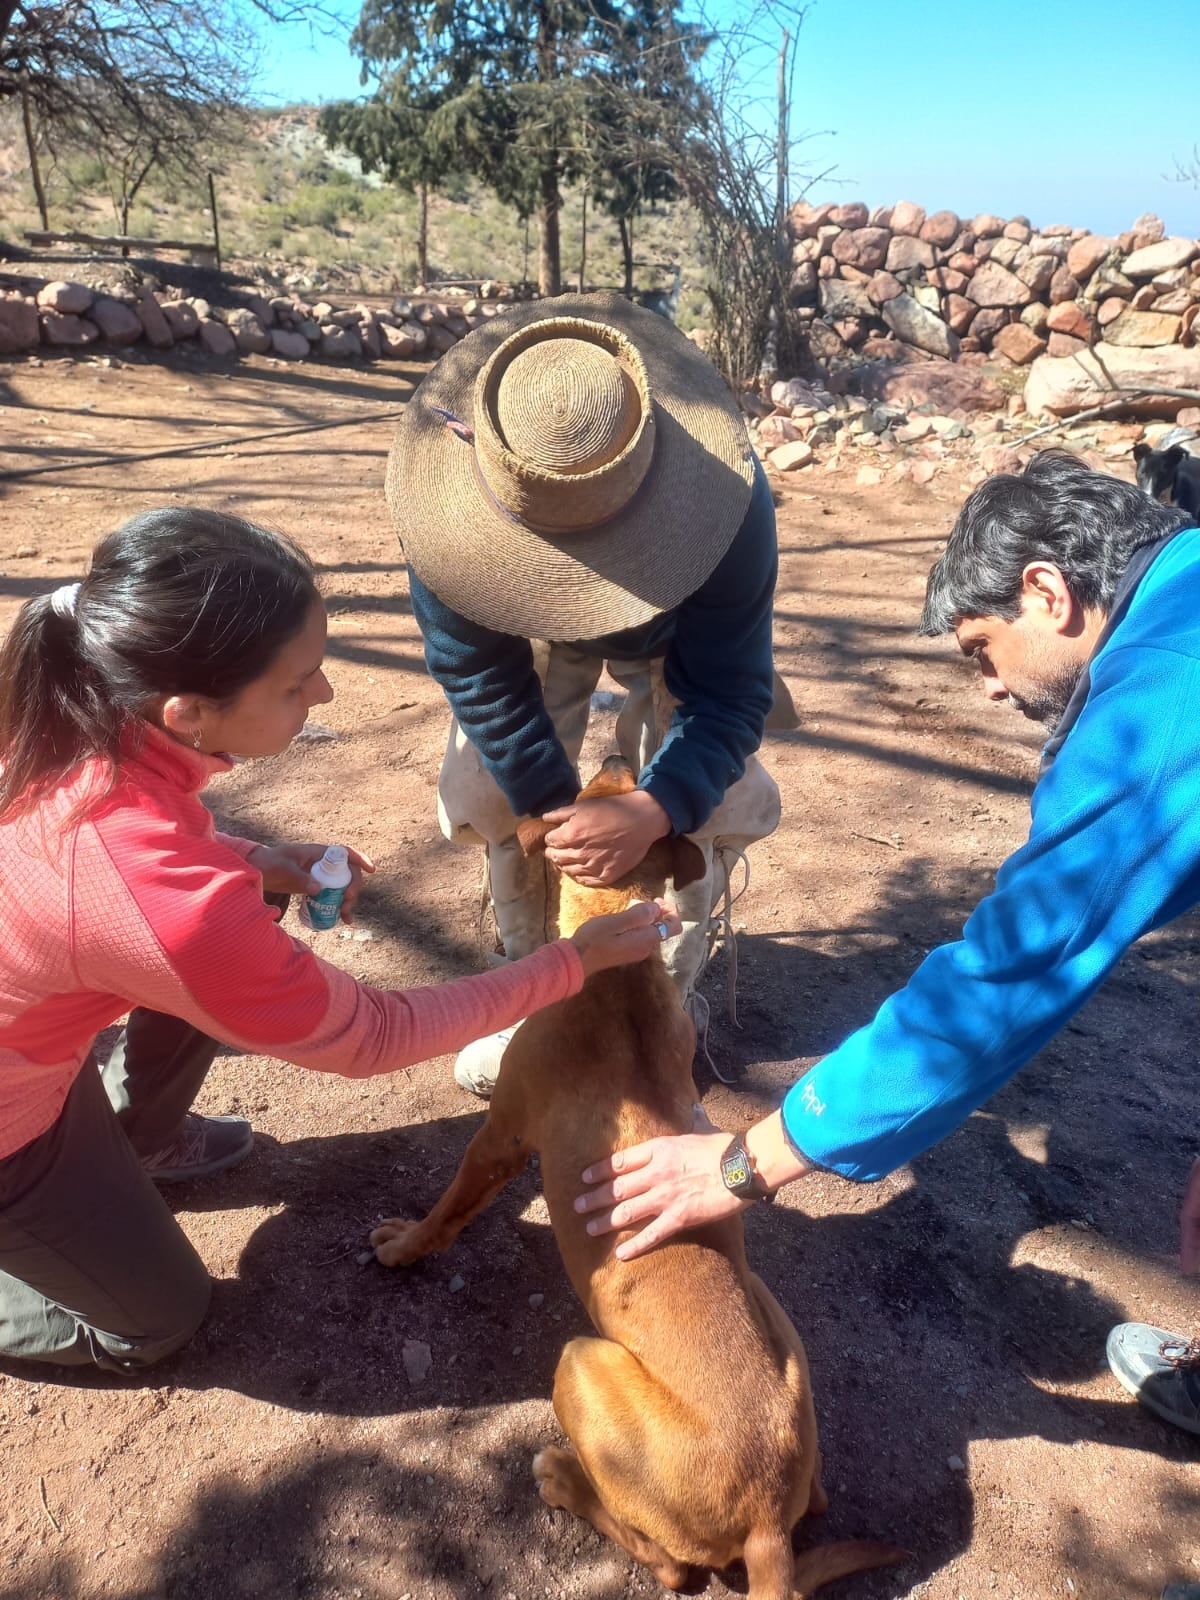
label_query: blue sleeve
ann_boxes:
[782,643,1200,1180]
[638,461,778,834]
[408,570,579,819]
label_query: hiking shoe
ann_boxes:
[454,1025,522,1099]
[141,1114,255,1183]
[1106,1322,1200,1436]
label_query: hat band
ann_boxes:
[477,410,657,535]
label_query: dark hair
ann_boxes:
[920,448,1194,636]
[0,507,319,820]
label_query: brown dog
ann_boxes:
[372,759,904,1599]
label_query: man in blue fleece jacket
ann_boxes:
[386,294,785,1094]
[578,449,1200,1435]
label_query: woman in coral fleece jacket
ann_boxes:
[0,508,676,1375]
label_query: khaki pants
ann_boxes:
[436,644,781,1000]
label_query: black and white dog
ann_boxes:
[1134,433,1200,519]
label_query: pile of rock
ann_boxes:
[0,279,513,363]
[745,374,1200,493]
[789,202,1200,416]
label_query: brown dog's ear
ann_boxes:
[516,817,555,858]
[671,835,707,890]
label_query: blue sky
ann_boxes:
[256,0,1200,238]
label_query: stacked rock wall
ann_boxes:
[5,211,1200,422]
[789,201,1200,413]
[0,279,513,362]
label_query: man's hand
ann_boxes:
[574,1109,815,1261]
[246,842,376,924]
[574,1129,744,1260]
[543,790,671,886]
[1181,1158,1200,1275]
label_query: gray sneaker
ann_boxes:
[141,1114,254,1183]
[1106,1322,1200,1436]
[453,1025,522,1099]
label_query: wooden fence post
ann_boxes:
[208,172,222,273]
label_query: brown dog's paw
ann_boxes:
[369,1217,427,1268]
[532,1446,577,1511]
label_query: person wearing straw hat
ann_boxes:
[386,293,784,1095]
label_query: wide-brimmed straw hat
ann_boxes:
[385,292,756,639]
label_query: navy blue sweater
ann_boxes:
[408,461,778,834]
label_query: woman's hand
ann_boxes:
[544,790,671,886]
[1181,1157,1200,1275]
[247,841,376,924]
[570,899,681,977]
[574,1130,744,1260]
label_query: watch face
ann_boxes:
[722,1147,752,1192]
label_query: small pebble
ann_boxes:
[528,1293,544,1309]
[356,1250,374,1266]
[449,1275,466,1293]
[402,1339,432,1386]
[947,1454,965,1472]
[15,544,39,558]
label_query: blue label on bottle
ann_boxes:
[302,885,345,932]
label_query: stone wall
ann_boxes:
[0,279,511,362]
[6,210,1200,424]
[788,201,1200,416]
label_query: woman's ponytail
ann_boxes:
[0,589,119,818]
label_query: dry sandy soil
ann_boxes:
[0,341,1198,1600]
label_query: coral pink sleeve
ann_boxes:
[213,830,261,863]
[73,813,583,1078]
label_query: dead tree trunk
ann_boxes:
[20,79,49,231]
[618,214,634,294]
[578,183,588,293]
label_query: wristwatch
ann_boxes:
[719,1132,775,1203]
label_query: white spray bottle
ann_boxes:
[301,844,353,932]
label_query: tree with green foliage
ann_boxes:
[341,0,705,297]
[319,90,452,287]
[582,0,709,293]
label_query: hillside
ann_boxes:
[0,105,710,326]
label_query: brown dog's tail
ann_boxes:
[791,1538,908,1597]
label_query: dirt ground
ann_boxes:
[1,343,1198,1600]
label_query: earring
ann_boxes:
[192,730,203,750]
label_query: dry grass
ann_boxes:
[0,104,710,323]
